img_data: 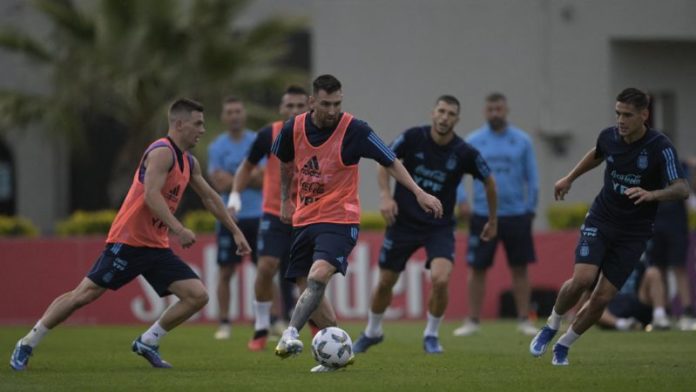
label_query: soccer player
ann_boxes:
[453,93,540,337]
[529,88,689,366]
[207,96,263,340]
[644,160,696,331]
[596,260,670,331]
[9,99,251,371]
[229,85,309,351]
[271,74,443,372]
[352,95,497,354]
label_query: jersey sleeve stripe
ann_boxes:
[271,131,283,156]
[390,134,404,151]
[667,148,678,180]
[475,155,491,178]
[662,148,678,181]
[368,132,396,160]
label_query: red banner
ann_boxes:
[1,231,589,324]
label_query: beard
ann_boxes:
[488,118,506,130]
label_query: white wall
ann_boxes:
[310,0,696,228]
[0,1,69,232]
[3,0,696,231]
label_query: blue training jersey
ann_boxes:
[590,127,685,232]
[466,124,538,217]
[207,130,264,219]
[390,126,490,229]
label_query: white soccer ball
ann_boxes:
[311,326,353,368]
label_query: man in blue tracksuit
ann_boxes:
[454,93,540,337]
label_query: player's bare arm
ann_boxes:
[248,165,265,189]
[189,155,251,255]
[480,175,498,241]
[384,159,443,218]
[209,169,235,193]
[279,160,295,224]
[625,178,689,205]
[555,147,604,200]
[228,158,256,214]
[377,164,398,225]
[143,148,196,248]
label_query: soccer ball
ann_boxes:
[311,327,353,368]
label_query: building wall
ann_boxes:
[2,0,695,232]
[0,1,69,232]
[311,0,696,228]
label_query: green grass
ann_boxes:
[1,321,695,391]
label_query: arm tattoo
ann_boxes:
[289,278,326,331]
[280,161,294,202]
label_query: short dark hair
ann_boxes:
[616,88,650,111]
[169,98,203,118]
[222,96,243,105]
[285,85,308,96]
[312,74,342,94]
[436,95,460,112]
[485,92,507,103]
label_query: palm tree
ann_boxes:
[0,0,306,206]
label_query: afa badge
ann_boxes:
[446,155,457,170]
[637,150,648,170]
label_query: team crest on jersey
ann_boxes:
[637,150,648,170]
[579,243,590,257]
[446,155,458,170]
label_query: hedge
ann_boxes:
[546,203,590,230]
[56,210,117,236]
[0,215,39,237]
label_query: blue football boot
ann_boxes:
[132,337,172,368]
[352,333,384,353]
[9,340,33,371]
[551,343,570,366]
[423,335,443,354]
[529,325,557,357]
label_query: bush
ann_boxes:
[547,203,589,230]
[360,211,387,231]
[56,210,117,236]
[0,215,39,237]
[181,210,394,232]
[183,210,217,233]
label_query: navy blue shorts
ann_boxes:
[257,213,293,261]
[575,215,651,290]
[216,217,259,265]
[467,214,536,269]
[379,223,455,272]
[86,243,199,297]
[285,223,359,282]
[644,226,688,267]
[607,293,653,326]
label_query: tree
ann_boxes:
[0,0,306,206]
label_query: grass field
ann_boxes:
[1,321,695,391]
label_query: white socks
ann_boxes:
[365,311,385,338]
[653,307,667,320]
[557,328,580,347]
[282,326,299,340]
[141,322,168,346]
[616,318,633,331]
[423,312,443,338]
[254,301,272,332]
[548,308,563,330]
[22,321,50,348]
